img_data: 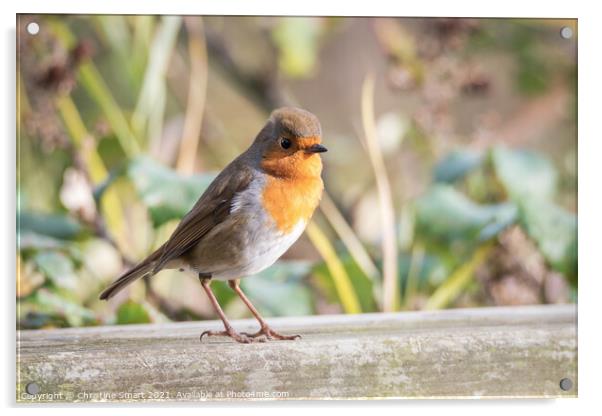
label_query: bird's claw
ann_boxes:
[241,326,301,341]
[199,329,252,344]
[199,325,301,343]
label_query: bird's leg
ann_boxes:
[198,276,252,344]
[228,279,301,341]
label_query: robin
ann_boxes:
[100,107,327,344]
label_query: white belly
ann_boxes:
[210,219,306,280]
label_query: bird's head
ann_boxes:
[253,107,326,179]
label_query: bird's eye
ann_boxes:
[280,138,292,149]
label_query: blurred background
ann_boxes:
[17,15,577,329]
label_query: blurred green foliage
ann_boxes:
[116,300,152,325]
[17,16,576,329]
[123,157,216,227]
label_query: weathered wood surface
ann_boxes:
[17,304,577,402]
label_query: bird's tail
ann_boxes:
[99,245,164,300]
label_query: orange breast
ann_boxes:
[262,174,324,233]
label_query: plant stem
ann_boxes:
[361,74,399,312]
[176,17,208,174]
[305,222,362,314]
[319,193,382,308]
[425,244,493,310]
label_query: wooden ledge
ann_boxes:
[17,304,577,401]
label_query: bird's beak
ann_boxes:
[305,144,328,154]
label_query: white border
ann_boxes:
[3,0,600,414]
[7,1,584,18]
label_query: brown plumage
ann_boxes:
[98,162,253,300]
[99,107,326,343]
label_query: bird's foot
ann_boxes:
[241,325,301,341]
[199,328,253,344]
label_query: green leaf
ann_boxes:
[29,289,97,327]
[425,244,493,310]
[414,185,517,244]
[241,261,314,317]
[116,300,152,324]
[19,231,66,251]
[125,156,216,227]
[312,255,377,313]
[492,146,558,201]
[33,251,78,291]
[519,199,577,285]
[433,150,483,183]
[398,251,449,293]
[492,146,577,284]
[18,211,82,240]
[516,54,549,95]
[272,18,322,78]
[18,309,66,329]
[509,26,550,95]
[210,280,238,308]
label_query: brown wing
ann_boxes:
[153,160,254,272]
